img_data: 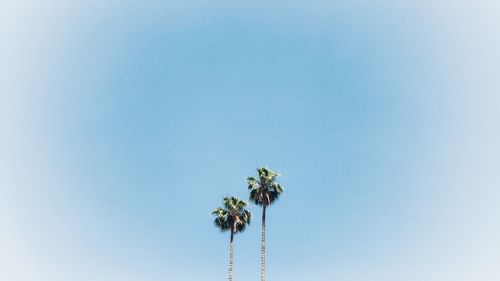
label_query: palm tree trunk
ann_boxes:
[261,205,266,281]
[229,229,234,281]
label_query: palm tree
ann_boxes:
[247,167,284,281]
[212,196,252,281]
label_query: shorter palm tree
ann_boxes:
[212,196,252,281]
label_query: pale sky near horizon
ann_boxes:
[1,1,500,281]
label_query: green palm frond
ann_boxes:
[212,196,252,234]
[247,167,284,206]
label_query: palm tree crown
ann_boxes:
[212,196,252,233]
[247,167,284,207]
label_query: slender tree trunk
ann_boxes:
[229,229,234,281]
[261,205,266,281]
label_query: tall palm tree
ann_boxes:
[212,196,252,281]
[247,167,284,281]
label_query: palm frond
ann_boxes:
[212,196,252,234]
[247,167,284,206]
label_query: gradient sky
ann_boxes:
[1,1,500,281]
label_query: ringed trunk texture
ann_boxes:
[229,229,234,281]
[261,205,266,281]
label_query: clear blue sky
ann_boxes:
[1,1,499,280]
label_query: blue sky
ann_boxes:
[1,1,499,280]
